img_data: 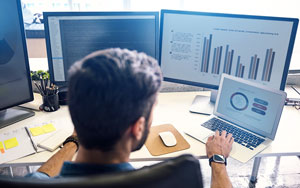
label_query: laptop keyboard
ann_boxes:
[202,117,265,150]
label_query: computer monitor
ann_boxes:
[160,9,298,114]
[44,12,159,86]
[0,0,35,128]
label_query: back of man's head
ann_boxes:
[68,48,162,152]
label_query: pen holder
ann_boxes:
[42,93,60,112]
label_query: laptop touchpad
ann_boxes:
[185,126,214,144]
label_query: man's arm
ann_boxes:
[37,142,77,177]
[206,130,234,188]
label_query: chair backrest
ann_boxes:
[0,154,203,188]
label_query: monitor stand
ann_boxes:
[0,106,35,129]
[189,89,218,115]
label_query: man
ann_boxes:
[27,48,233,187]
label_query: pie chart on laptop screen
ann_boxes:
[230,92,249,111]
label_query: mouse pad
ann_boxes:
[145,124,190,156]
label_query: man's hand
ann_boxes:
[206,130,234,188]
[206,130,234,158]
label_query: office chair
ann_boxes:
[0,154,203,188]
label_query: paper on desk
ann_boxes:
[26,121,59,152]
[0,128,36,164]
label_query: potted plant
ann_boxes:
[30,70,49,93]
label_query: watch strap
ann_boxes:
[63,135,79,152]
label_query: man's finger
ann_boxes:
[226,133,233,142]
[229,137,234,145]
[215,130,220,137]
[207,135,214,142]
[221,130,227,138]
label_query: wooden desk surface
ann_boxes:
[2,91,300,166]
[130,91,300,160]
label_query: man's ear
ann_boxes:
[131,117,145,140]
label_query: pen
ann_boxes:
[45,78,48,89]
[25,127,38,152]
[40,75,45,93]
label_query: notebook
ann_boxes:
[185,74,286,163]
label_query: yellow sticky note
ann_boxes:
[42,123,56,133]
[30,126,44,136]
[0,142,4,154]
[4,137,19,149]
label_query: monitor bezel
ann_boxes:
[44,11,160,86]
[0,0,33,111]
[159,9,299,91]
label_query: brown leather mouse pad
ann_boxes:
[145,124,190,156]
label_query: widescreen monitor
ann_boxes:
[44,12,159,85]
[159,9,298,114]
[160,9,298,90]
[0,0,34,128]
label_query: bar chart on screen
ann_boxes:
[176,32,277,82]
[161,13,294,89]
[198,34,276,83]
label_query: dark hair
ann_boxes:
[68,48,162,151]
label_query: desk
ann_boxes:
[1,91,300,182]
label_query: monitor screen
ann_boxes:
[44,12,159,84]
[160,10,298,90]
[0,0,33,111]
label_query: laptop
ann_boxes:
[185,74,287,163]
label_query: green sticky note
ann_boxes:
[42,123,56,133]
[4,137,19,149]
[30,126,44,136]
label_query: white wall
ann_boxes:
[23,0,300,69]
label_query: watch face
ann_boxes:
[213,155,225,163]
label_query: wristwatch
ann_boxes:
[209,154,227,166]
[63,135,79,152]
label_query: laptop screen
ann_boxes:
[215,75,286,139]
